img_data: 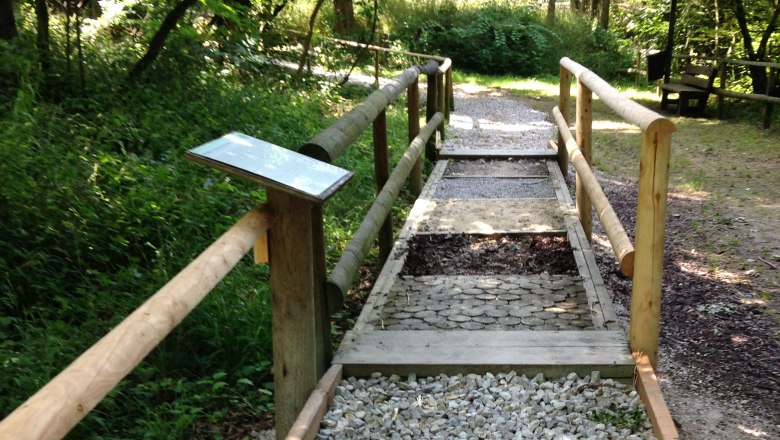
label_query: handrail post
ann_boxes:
[408,78,422,196]
[557,65,571,177]
[373,110,392,264]
[446,67,454,112]
[764,67,775,129]
[373,48,380,88]
[437,71,446,141]
[268,190,330,440]
[426,71,438,160]
[575,79,593,240]
[629,121,674,370]
[717,58,726,120]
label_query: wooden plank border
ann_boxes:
[285,364,343,440]
[634,354,679,440]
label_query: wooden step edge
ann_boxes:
[340,363,635,380]
[439,149,558,159]
[634,353,680,440]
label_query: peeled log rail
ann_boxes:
[327,113,444,310]
[552,106,634,277]
[560,57,670,132]
[300,62,439,163]
[713,88,780,105]
[0,205,274,440]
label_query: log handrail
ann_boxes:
[552,106,634,277]
[0,205,274,440]
[557,57,676,370]
[327,113,444,308]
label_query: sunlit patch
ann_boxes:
[456,83,490,94]
[449,114,476,130]
[676,260,743,285]
[476,120,551,133]
[737,425,768,437]
[592,120,640,134]
[730,335,749,345]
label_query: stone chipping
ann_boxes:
[318,371,656,440]
[433,177,555,199]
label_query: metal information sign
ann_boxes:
[186,132,353,202]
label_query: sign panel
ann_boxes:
[187,132,353,202]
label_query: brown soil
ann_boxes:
[588,170,780,438]
[400,234,577,276]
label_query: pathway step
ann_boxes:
[413,199,565,234]
[334,330,634,378]
[439,148,557,159]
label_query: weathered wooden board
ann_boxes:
[634,354,680,440]
[335,330,634,378]
[439,149,557,159]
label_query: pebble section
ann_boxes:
[433,177,556,199]
[318,371,656,440]
[373,275,594,331]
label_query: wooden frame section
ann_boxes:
[634,353,679,440]
[285,364,343,440]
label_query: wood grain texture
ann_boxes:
[575,80,593,241]
[335,330,634,378]
[557,66,571,177]
[553,107,634,277]
[269,190,327,440]
[0,206,273,440]
[285,364,343,440]
[634,353,679,440]
[629,120,675,369]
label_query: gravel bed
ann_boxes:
[318,371,656,440]
[434,177,555,199]
[444,159,549,177]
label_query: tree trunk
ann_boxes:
[296,0,325,78]
[35,0,52,84]
[590,0,599,19]
[663,0,677,83]
[127,0,198,80]
[599,0,610,29]
[0,0,17,40]
[333,0,355,36]
[547,0,556,24]
[732,0,767,93]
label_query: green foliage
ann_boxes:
[588,402,648,432]
[387,1,629,78]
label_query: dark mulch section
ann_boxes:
[587,171,780,420]
[401,234,577,276]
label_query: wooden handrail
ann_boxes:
[560,57,670,132]
[326,113,444,309]
[671,53,779,69]
[299,62,442,163]
[552,106,634,277]
[0,205,274,440]
[558,57,675,369]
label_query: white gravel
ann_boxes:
[318,371,656,440]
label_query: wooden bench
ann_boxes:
[660,63,718,116]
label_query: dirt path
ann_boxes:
[445,83,780,439]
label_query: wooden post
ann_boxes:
[373,49,379,88]
[269,190,329,440]
[717,58,726,120]
[425,72,438,160]
[557,65,571,177]
[373,110,392,264]
[629,120,674,370]
[408,78,422,196]
[576,79,593,241]
[437,71,446,141]
[764,67,775,130]
[446,67,454,112]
